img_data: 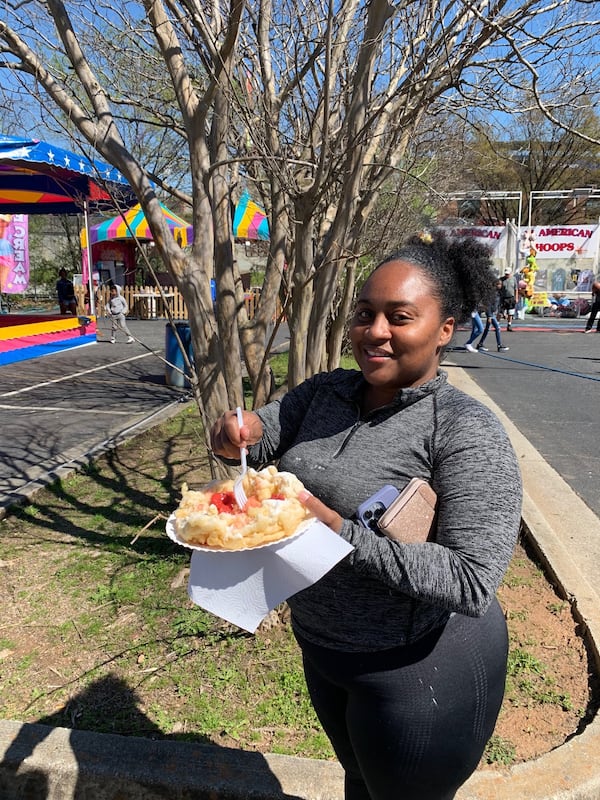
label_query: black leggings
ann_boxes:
[297,598,508,800]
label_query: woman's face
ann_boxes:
[350,260,454,403]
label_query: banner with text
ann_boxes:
[447,226,508,260]
[519,225,600,260]
[0,214,29,294]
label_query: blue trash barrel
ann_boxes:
[165,321,194,388]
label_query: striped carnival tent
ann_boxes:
[82,193,268,250]
[0,135,133,215]
[81,202,193,248]
[232,190,269,241]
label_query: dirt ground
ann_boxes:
[492,543,596,764]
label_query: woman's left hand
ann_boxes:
[298,490,343,534]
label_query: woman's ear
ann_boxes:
[439,317,455,347]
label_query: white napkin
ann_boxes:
[187,520,354,632]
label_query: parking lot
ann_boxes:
[0,318,190,511]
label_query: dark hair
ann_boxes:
[377,230,496,324]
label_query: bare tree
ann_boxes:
[450,102,600,225]
[1,0,600,455]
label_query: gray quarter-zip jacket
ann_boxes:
[249,369,522,652]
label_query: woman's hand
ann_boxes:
[210,409,263,459]
[298,490,343,534]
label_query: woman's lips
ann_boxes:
[364,348,392,359]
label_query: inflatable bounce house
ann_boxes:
[0,314,97,367]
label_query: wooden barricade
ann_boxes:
[76,284,278,322]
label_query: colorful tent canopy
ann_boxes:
[81,203,193,248]
[0,135,134,215]
[232,190,269,240]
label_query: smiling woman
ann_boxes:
[209,230,521,800]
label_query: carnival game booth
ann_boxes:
[0,135,134,367]
[80,202,193,292]
[446,223,600,315]
[79,192,267,286]
[79,193,269,318]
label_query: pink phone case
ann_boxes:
[376,478,437,543]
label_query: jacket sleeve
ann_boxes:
[339,398,522,617]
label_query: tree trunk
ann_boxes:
[288,200,315,388]
[327,259,357,370]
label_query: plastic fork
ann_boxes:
[233,406,248,509]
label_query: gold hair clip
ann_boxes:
[417,230,433,244]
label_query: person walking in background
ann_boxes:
[583,280,600,333]
[56,268,77,315]
[464,308,484,353]
[210,231,522,800]
[500,267,518,331]
[107,284,134,344]
[477,279,509,352]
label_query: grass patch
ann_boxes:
[484,734,517,766]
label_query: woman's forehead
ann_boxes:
[362,260,430,294]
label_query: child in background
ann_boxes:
[107,285,135,344]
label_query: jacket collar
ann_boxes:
[332,368,447,411]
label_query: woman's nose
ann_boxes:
[366,313,390,338]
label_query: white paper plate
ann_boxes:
[165,512,313,552]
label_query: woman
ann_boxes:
[210,231,522,800]
[463,308,484,352]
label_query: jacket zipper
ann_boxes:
[332,404,364,458]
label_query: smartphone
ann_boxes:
[357,485,400,532]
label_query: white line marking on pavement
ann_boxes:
[0,353,154,399]
[0,404,132,415]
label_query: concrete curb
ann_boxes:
[1,364,599,799]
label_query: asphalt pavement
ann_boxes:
[447,315,600,518]
[0,317,189,512]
